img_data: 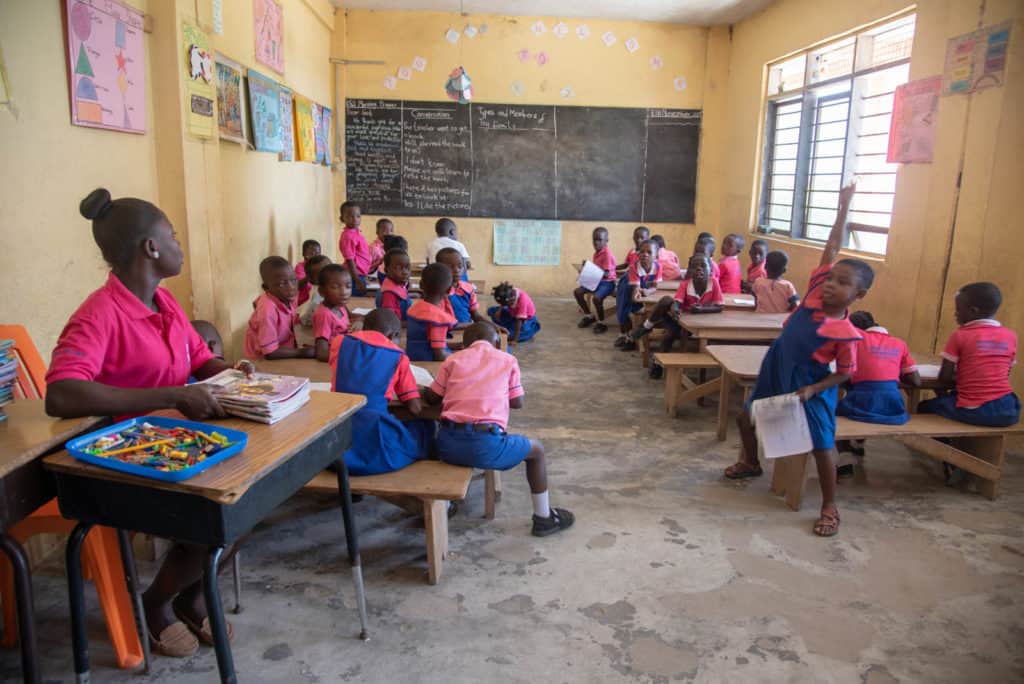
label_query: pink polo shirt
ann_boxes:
[942,319,1018,407]
[593,247,617,282]
[851,327,916,383]
[718,255,742,294]
[368,238,386,275]
[673,278,723,310]
[429,340,525,430]
[295,261,311,306]
[339,226,371,276]
[747,262,767,283]
[312,304,350,342]
[624,249,639,268]
[328,330,418,401]
[508,288,536,319]
[796,263,861,375]
[752,278,799,313]
[658,249,683,280]
[245,292,298,358]
[46,273,214,391]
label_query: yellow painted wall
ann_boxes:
[720,0,1024,391]
[335,10,719,295]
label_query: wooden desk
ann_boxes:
[636,292,755,314]
[0,401,105,684]
[255,358,441,385]
[907,352,942,411]
[44,392,366,684]
[706,345,769,441]
[678,312,787,350]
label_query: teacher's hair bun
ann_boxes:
[80,188,114,220]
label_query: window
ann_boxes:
[757,13,916,255]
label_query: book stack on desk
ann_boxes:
[202,369,310,424]
[0,340,16,422]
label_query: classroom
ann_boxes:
[0,0,1022,681]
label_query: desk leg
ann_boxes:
[203,546,236,684]
[0,533,40,684]
[717,371,733,442]
[334,460,370,641]
[232,553,243,614]
[66,522,93,684]
[115,529,150,674]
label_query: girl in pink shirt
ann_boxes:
[46,188,253,658]
[244,257,314,359]
[295,239,321,306]
[752,251,800,313]
[488,282,541,345]
[368,218,394,278]
[313,265,353,362]
[651,235,683,280]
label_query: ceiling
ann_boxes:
[329,0,774,26]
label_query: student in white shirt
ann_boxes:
[425,218,471,273]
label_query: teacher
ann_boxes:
[46,188,247,658]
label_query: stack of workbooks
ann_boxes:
[201,369,310,424]
[0,341,16,422]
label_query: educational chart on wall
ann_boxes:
[278,86,294,160]
[215,54,245,143]
[888,76,941,164]
[942,21,1012,95]
[65,0,146,134]
[317,105,332,166]
[183,23,215,139]
[294,95,316,161]
[345,99,702,222]
[492,220,562,266]
[254,0,284,74]
[247,69,282,152]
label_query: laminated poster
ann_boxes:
[887,76,941,164]
[184,23,215,139]
[215,55,245,143]
[246,69,283,152]
[254,0,284,73]
[294,95,317,162]
[278,86,294,160]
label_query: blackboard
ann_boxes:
[345,99,701,223]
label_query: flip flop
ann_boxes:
[173,602,234,646]
[148,621,199,658]
[724,461,763,479]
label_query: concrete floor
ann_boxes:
[5,297,1024,683]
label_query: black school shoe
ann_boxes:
[593,322,608,334]
[531,508,575,537]
[648,365,663,380]
[578,315,595,328]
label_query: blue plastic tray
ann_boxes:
[65,417,248,483]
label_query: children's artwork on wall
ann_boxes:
[576,25,590,40]
[493,220,562,266]
[184,22,215,139]
[412,57,427,72]
[254,0,283,74]
[398,66,413,81]
[942,21,1012,95]
[444,66,473,104]
[650,55,663,70]
[445,28,460,44]
[65,0,146,134]
[888,76,941,164]
[601,31,617,47]
[673,77,688,91]
[531,21,547,37]
[294,95,316,161]
[311,102,322,162]
[625,38,640,54]
[215,55,245,143]
[553,22,568,39]
[246,69,282,152]
[463,25,477,39]
[383,76,397,90]
[318,105,332,166]
[278,86,294,160]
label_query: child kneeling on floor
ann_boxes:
[423,322,574,536]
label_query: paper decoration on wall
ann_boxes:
[278,86,294,160]
[942,21,1011,95]
[479,24,489,34]
[65,0,146,134]
[531,21,547,36]
[398,66,412,81]
[294,95,316,161]
[576,25,590,39]
[444,66,472,104]
[601,31,617,47]
[318,105,332,166]
[625,37,640,54]
[246,69,282,152]
[254,0,283,74]
[311,102,321,162]
[511,80,525,97]
[560,86,574,99]
[650,55,663,70]
[413,56,427,72]
[553,22,568,38]
[212,0,224,35]
[517,49,531,63]
[493,220,562,266]
[184,23,215,139]
[673,76,688,91]
[464,25,478,39]
[384,76,397,90]
[887,75,941,164]
[536,52,549,66]
[215,55,245,143]
[445,28,460,44]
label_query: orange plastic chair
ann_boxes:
[0,325,143,669]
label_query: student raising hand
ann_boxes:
[821,181,857,267]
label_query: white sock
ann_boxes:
[643,319,654,330]
[532,491,551,518]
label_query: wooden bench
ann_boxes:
[305,461,500,584]
[652,352,719,416]
[769,415,1024,511]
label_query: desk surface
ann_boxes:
[0,401,104,479]
[638,292,755,309]
[679,311,788,332]
[706,345,769,379]
[44,391,365,505]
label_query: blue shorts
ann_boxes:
[918,392,1021,428]
[435,423,532,471]
[583,279,616,300]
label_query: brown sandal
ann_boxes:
[173,602,234,646]
[724,461,763,479]
[149,621,199,658]
[813,509,840,537]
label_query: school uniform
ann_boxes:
[329,331,433,476]
[748,263,863,450]
[311,304,350,344]
[431,340,532,471]
[837,326,915,425]
[707,257,721,282]
[586,246,617,300]
[752,277,799,313]
[488,288,541,343]
[244,292,299,358]
[406,300,457,361]
[718,255,742,294]
[658,248,683,280]
[338,225,371,294]
[448,281,480,324]
[672,277,723,310]
[295,260,311,306]
[368,238,386,277]
[919,320,1021,427]
[425,236,470,264]
[747,262,768,283]
[376,277,412,321]
[298,290,323,327]
[616,261,662,327]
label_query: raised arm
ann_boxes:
[821,182,856,267]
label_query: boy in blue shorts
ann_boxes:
[574,226,617,334]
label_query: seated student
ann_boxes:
[617,225,650,274]
[694,235,721,282]
[628,254,723,377]
[190,320,224,358]
[574,226,617,334]
[426,218,471,280]
[329,309,433,475]
[751,250,800,313]
[423,322,574,537]
[435,247,494,330]
[338,201,371,295]
[743,239,769,292]
[313,265,353,362]
[245,256,314,359]
[298,255,332,327]
[295,239,322,307]
[651,234,683,280]
[488,281,540,345]
[376,234,409,283]
[718,233,745,294]
[615,239,661,349]
[368,218,394,279]
[406,263,457,361]
[919,282,1020,427]
[376,248,413,322]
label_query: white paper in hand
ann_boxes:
[576,260,605,291]
[410,364,434,387]
[750,393,814,459]
[351,307,374,316]
[916,364,941,380]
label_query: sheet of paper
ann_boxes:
[410,365,434,387]
[750,394,813,459]
[309,382,331,392]
[916,364,941,380]
[351,307,374,316]
[576,260,605,291]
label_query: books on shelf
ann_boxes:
[201,369,310,424]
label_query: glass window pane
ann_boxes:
[777,111,802,129]
[854,193,894,214]
[773,158,797,175]
[850,210,891,228]
[770,189,794,205]
[767,219,791,232]
[857,134,889,155]
[857,15,915,70]
[810,174,841,191]
[768,55,807,95]
[775,127,800,145]
[816,120,848,141]
[816,100,849,123]
[810,156,844,174]
[808,190,839,209]
[850,231,888,254]
[853,154,897,174]
[773,142,799,159]
[851,173,895,193]
[809,37,855,84]
[769,204,793,221]
[807,207,838,226]
[805,224,832,241]
[859,114,893,135]
[772,174,795,190]
[812,139,846,156]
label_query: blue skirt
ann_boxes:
[836,380,909,425]
[436,423,532,471]
[919,392,1021,428]
[343,409,434,476]
[487,306,541,342]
